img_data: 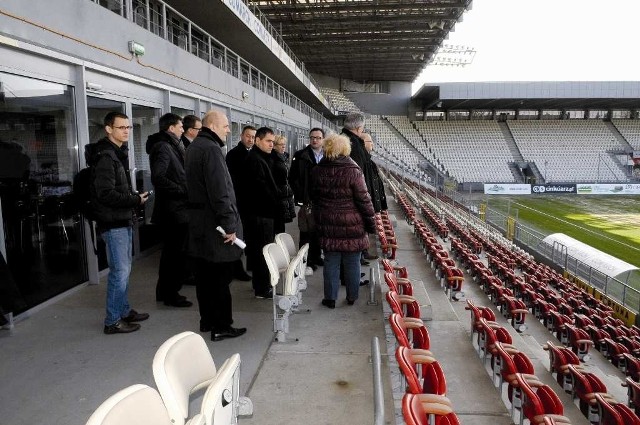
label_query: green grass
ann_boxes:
[486,195,640,268]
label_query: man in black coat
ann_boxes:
[242,127,278,298]
[342,113,379,263]
[225,125,256,281]
[185,110,246,341]
[288,128,325,269]
[146,113,192,308]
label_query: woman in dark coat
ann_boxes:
[311,133,375,308]
[271,135,295,234]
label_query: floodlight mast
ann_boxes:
[429,44,477,67]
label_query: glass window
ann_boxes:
[171,106,194,118]
[0,72,82,314]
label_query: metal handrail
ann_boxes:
[371,336,384,425]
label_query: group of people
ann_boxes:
[89,109,385,340]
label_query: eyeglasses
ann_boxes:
[192,127,202,132]
[112,126,133,130]
[309,136,322,140]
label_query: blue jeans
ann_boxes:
[323,251,361,302]
[102,227,133,326]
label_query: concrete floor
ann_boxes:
[0,196,630,425]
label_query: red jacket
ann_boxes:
[311,156,375,252]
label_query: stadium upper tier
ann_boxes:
[507,120,628,182]
[612,119,640,150]
[370,116,636,184]
[411,119,516,183]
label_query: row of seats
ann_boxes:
[393,170,640,424]
[381,252,461,424]
[415,187,640,425]
[86,332,251,425]
[410,190,575,425]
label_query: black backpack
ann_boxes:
[72,144,117,253]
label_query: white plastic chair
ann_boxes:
[189,354,248,425]
[153,331,218,425]
[85,384,172,425]
[275,232,312,275]
[263,243,298,342]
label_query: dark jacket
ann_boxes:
[271,151,295,223]
[180,134,193,149]
[342,128,382,212]
[371,160,388,211]
[242,148,280,219]
[311,156,375,253]
[89,137,141,230]
[185,128,243,263]
[225,142,251,213]
[288,144,321,205]
[146,131,188,224]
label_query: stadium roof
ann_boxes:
[413,81,640,110]
[246,0,473,82]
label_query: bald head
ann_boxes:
[362,133,373,152]
[203,110,230,142]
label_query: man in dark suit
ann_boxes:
[185,110,246,341]
[225,125,256,281]
[146,113,192,307]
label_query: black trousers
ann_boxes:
[299,230,322,265]
[156,222,188,302]
[245,215,274,295]
[194,259,234,330]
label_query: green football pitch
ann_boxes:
[485,195,640,269]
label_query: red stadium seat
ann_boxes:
[402,393,460,425]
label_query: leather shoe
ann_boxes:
[360,258,370,266]
[360,280,369,286]
[347,298,356,305]
[121,309,149,323]
[234,271,252,281]
[156,294,187,302]
[321,299,335,309]
[104,320,140,334]
[314,258,324,266]
[164,298,193,308]
[212,326,246,341]
[255,289,273,299]
[200,322,212,332]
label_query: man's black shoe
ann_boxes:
[315,258,324,267]
[211,326,246,341]
[156,294,187,302]
[164,298,193,308]
[234,271,252,281]
[321,299,335,309]
[200,322,212,333]
[255,289,273,299]
[121,309,149,323]
[309,264,318,271]
[347,298,356,305]
[104,320,141,334]
[360,280,369,286]
[360,258,370,266]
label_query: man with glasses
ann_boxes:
[181,115,202,148]
[146,113,192,308]
[90,112,149,334]
[289,128,325,270]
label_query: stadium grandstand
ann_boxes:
[2,1,640,425]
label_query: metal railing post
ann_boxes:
[371,337,384,425]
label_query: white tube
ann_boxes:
[216,226,246,249]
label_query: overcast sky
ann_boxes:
[413,0,640,92]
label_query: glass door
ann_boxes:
[0,72,83,314]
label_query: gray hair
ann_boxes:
[343,112,365,131]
